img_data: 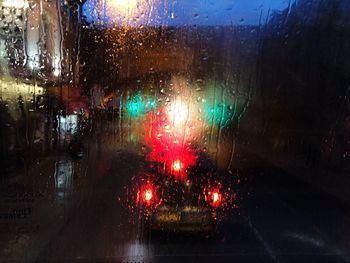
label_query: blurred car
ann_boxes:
[132,159,233,235]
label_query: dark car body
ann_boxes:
[132,160,234,234]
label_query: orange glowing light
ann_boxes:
[213,192,220,203]
[172,160,182,172]
[210,191,221,207]
[144,189,153,202]
[109,0,138,16]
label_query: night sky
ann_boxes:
[83,0,291,26]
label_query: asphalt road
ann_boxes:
[32,146,350,263]
[1,118,348,262]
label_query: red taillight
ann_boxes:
[138,184,154,205]
[213,192,220,203]
[208,190,221,207]
[144,189,153,202]
[172,160,182,172]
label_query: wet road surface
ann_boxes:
[30,148,350,263]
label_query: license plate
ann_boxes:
[156,213,181,222]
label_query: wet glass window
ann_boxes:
[1,0,350,262]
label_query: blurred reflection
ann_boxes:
[123,242,153,263]
[54,160,74,190]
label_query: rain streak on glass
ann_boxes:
[1,0,350,262]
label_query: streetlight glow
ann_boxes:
[110,0,137,15]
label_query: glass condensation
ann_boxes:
[0,0,349,262]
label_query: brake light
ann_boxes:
[172,160,182,172]
[208,190,221,207]
[213,192,220,203]
[137,184,155,205]
[144,189,153,202]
